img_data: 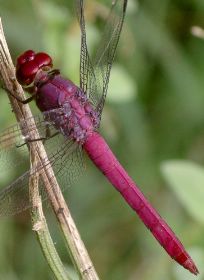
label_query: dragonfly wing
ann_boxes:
[75,0,98,108]
[0,138,84,217]
[0,108,85,216]
[91,0,128,115]
[0,108,65,173]
[75,0,127,114]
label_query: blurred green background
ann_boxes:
[1,0,204,279]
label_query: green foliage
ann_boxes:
[0,0,204,279]
[161,160,204,224]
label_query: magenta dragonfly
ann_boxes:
[0,0,198,275]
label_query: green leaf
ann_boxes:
[161,160,204,224]
[107,64,136,103]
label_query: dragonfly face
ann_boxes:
[16,50,53,86]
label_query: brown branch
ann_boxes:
[0,18,99,280]
[29,147,70,280]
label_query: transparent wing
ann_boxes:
[76,0,127,115]
[92,0,128,115]
[0,109,65,172]
[0,110,84,216]
[76,0,98,108]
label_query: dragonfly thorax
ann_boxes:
[35,72,100,143]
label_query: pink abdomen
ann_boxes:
[83,132,198,274]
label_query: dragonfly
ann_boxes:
[0,0,198,275]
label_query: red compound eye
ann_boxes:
[16,60,39,86]
[34,52,52,69]
[16,50,53,86]
[16,50,35,67]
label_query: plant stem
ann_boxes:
[29,148,70,280]
[0,18,99,280]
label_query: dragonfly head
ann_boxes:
[16,50,53,86]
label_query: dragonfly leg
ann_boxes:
[48,69,60,77]
[16,137,47,148]
[16,130,60,148]
[8,89,36,104]
[19,95,35,104]
[45,131,60,140]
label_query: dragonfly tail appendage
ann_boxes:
[83,132,199,275]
